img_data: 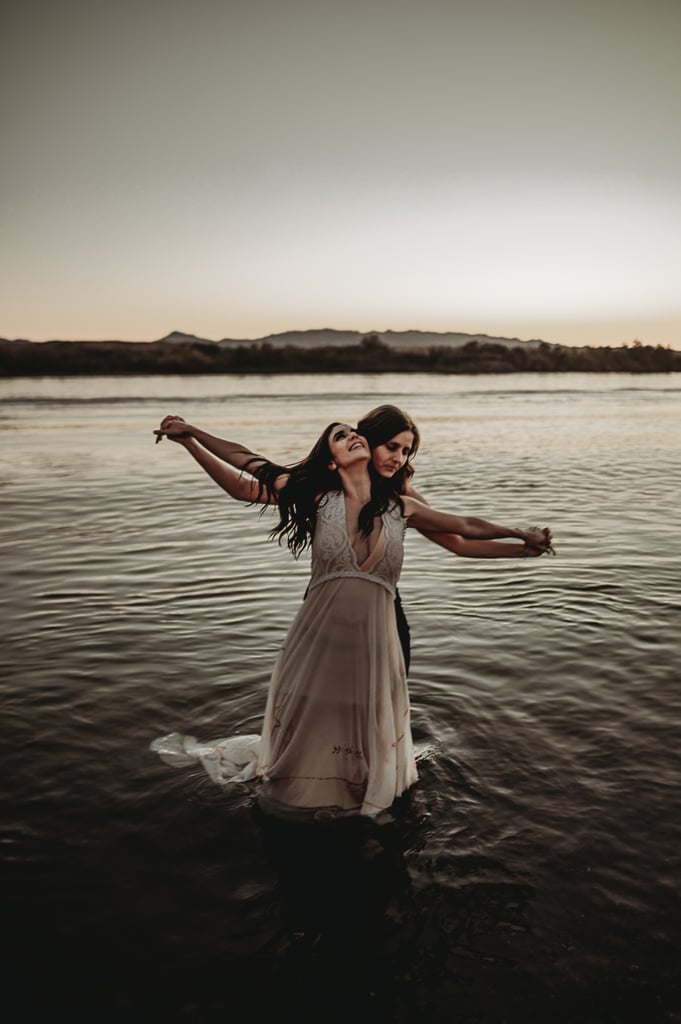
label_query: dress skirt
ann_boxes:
[257,574,417,818]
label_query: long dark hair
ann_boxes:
[357,404,420,494]
[245,421,404,559]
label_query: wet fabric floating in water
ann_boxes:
[151,732,261,783]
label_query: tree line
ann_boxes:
[1,335,679,375]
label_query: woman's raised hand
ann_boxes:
[154,414,191,444]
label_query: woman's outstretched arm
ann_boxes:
[408,486,550,557]
[402,494,553,551]
[421,532,548,557]
[155,416,270,472]
[154,416,289,501]
[174,436,269,502]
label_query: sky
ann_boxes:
[2,0,680,347]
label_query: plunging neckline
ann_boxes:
[343,495,385,573]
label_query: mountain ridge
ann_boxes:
[157,328,549,350]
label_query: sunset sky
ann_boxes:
[2,0,680,347]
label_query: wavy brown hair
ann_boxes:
[245,421,404,558]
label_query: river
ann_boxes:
[2,372,679,1022]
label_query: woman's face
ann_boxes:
[327,424,370,468]
[370,429,415,478]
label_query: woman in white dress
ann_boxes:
[152,415,553,820]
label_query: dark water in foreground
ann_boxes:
[2,373,680,1022]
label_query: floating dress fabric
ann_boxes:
[151,490,418,819]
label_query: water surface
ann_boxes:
[2,373,680,1022]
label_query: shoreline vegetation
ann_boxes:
[1,330,679,375]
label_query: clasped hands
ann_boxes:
[522,527,555,556]
[154,414,190,444]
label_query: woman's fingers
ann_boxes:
[524,525,556,555]
[155,414,186,442]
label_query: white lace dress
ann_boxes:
[152,490,418,819]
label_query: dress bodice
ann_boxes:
[307,490,406,597]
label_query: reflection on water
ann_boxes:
[2,373,680,1022]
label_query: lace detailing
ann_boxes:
[308,491,406,597]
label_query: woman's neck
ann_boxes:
[337,464,372,504]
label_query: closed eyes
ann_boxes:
[333,426,358,442]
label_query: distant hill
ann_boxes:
[157,328,547,350]
[157,330,217,346]
[217,328,545,350]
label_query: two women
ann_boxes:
[152,408,553,820]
